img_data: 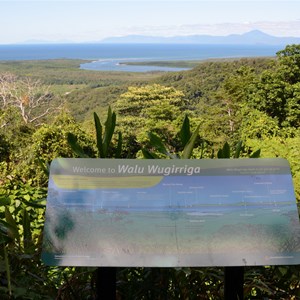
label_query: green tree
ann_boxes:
[115,84,186,155]
[244,134,300,201]
[249,44,300,129]
[19,113,96,186]
[276,44,300,84]
[194,66,260,148]
[239,108,279,140]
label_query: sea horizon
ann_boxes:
[0,43,284,72]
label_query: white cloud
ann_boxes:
[1,1,299,43]
[118,21,300,38]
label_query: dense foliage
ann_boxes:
[0,44,300,299]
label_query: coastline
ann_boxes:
[117,56,276,69]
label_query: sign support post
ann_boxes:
[224,266,244,300]
[96,267,116,300]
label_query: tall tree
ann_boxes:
[0,73,59,126]
[115,84,186,155]
[250,44,300,129]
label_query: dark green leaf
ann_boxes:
[182,124,200,159]
[5,207,20,241]
[142,149,158,159]
[250,149,261,158]
[23,209,33,251]
[217,149,223,159]
[0,195,10,206]
[198,141,205,159]
[67,133,89,158]
[222,142,231,158]
[147,132,171,157]
[115,132,123,158]
[0,219,10,233]
[234,141,243,158]
[0,235,12,245]
[179,115,191,147]
[25,201,46,209]
[36,157,50,176]
[102,107,116,157]
[93,112,103,158]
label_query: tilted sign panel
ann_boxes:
[42,158,300,267]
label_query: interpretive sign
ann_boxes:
[42,158,300,267]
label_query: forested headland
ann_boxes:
[0,44,300,299]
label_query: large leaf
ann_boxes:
[94,112,103,158]
[198,141,205,159]
[115,132,123,158]
[0,219,13,242]
[5,207,20,242]
[25,200,46,209]
[0,219,18,236]
[222,142,231,158]
[217,149,223,158]
[234,141,243,158]
[67,133,89,158]
[142,149,159,159]
[179,115,191,147]
[181,124,200,159]
[250,149,261,158]
[22,209,33,252]
[147,132,172,158]
[217,142,230,159]
[102,107,116,157]
[36,157,50,176]
[0,233,12,245]
[0,195,10,206]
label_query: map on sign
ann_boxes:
[42,158,300,267]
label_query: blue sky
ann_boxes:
[0,1,299,44]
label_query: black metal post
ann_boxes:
[96,267,116,300]
[224,266,244,300]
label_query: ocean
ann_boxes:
[0,43,283,72]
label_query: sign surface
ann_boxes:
[42,158,300,267]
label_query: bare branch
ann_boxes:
[29,106,59,125]
[0,72,59,125]
[0,122,9,128]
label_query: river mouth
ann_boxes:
[80,59,191,73]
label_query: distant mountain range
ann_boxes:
[100,30,300,45]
